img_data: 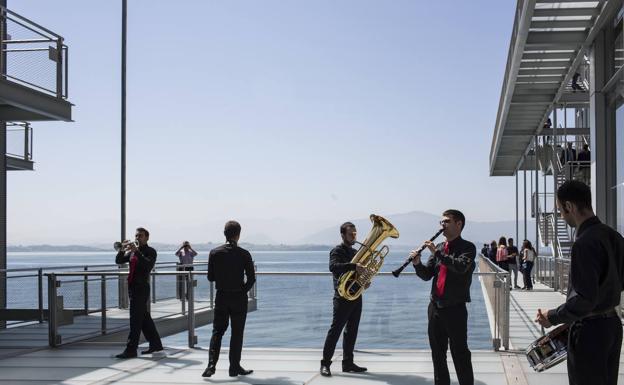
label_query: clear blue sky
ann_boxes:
[8,1,527,245]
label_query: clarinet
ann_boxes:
[391,228,444,277]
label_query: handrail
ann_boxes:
[478,256,510,351]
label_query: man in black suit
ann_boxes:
[115,227,163,359]
[536,181,624,385]
[320,221,368,377]
[202,221,256,378]
[412,210,476,385]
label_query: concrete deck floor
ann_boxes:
[1,275,623,384]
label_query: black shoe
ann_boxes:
[229,366,253,377]
[202,366,216,378]
[320,364,332,377]
[342,362,367,373]
[141,346,164,355]
[115,350,137,359]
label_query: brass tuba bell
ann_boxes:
[337,214,399,300]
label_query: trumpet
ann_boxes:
[113,240,139,253]
[391,228,444,277]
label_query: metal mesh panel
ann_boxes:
[5,49,56,93]
[5,273,42,309]
[3,9,67,97]
[56,277,85,309]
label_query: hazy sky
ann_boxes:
[8,1,528,245]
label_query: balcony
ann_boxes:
[6,122,33,170]
[0,7,72,122]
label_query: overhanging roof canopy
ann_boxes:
[489,0,619,176]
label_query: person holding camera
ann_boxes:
[176,241,197,271]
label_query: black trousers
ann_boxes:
[208,291,248,369]
[322,296,362,364]
[522,261,534,289]
[126,284,162,351]
[428,302,473,385]
[567,315,622,385]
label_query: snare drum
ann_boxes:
[526,323,569,372]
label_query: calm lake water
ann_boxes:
[6,249,492,349]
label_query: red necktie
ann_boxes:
[435,242,449,298]
[128,253,138,284]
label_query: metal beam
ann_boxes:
[533,8,599,18]
[5,155,33,170]
[0,80,72,121]
[516,75,564,82]
[518,68,567,75]
[527,31,588,45]
[522,52,575,60]
[530,20,593,29]
[519,61,570,68]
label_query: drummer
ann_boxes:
[535,181,624,385]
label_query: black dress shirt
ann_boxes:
[548,216,624,325]
[414,236,476,307]
[208,242,256,293]
[115,244,157,286]
[329,243,357,297]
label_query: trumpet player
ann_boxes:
[320,222,368,377]
[411,210,475,385]
[114,227,163,359]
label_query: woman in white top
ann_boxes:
[521,240,536,290]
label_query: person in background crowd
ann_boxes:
[495,237,509,281]
[576,144,591,185]
[521,240,536,291]
[481,244,489,258]
[487,240,498,264]
[506,238,520,289]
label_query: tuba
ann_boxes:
[337,214,399,300]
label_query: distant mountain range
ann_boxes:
[299,210,535,248]
[9,210,535,252]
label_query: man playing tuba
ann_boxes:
[320,222,368,377]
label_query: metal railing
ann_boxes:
[6,122,32,161]
[46,270,209,347]
[6,261,506,351]
[534,256,570,294]
[0,6,68,98]
[478,257,510,351]
[0,261,206,327]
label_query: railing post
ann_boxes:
[503,273,510,350]
[23,123,29,160]
[187,273,196,348]
[83,266,88,314]
[47,274,60,347]
[101,274,106,334]
[38,268,43,323]
[55,37,63,98]
[181,274,186,315]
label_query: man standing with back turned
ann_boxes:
[411,209,475,385]
[202,220,256,378]
[536,181,624,385]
